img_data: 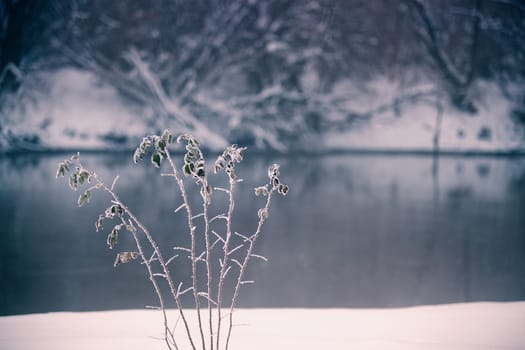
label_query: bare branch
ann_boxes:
[174,246,191,253]
[192,213,205,220]
[166,254,179,266]
[210,214,228,223]
[228,244,244,256]
[213,187,230,194]
[231,259,242,269]
[198,292,218,306]
[110,175,120,191]
[251,254,268,262]
[178,286,194,297]
[174,203,186,214]
[196,251,207,263]
[233,232,251,242]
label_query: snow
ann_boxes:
[1,302,524,350]
[266,41,288,53]
[2,68,524,153]
[324,79,524,153]
[11,69,147,150]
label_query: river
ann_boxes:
[1,152,524,315]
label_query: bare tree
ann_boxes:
[2,0,524,151]
[403,0,483,112]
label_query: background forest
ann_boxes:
[1,0,524,152]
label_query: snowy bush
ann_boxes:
[56,129,288,350]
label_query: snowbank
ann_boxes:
[324,79,525,153]
[1,302,524,350]
[2,68,524,153]
[2,69,148,151]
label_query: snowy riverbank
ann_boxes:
[2,68,524,154]
[1,302,524,350]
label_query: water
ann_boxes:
[1,152,524,315]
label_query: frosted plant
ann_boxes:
[56,129,288,350]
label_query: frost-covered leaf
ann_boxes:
[268,164,280,179]
[156,139,166,152]
[78,190,90,207]
[225,160,236,180]
[177,133,198,145]
[196,160,205,178]
[278,184,289,195]
[161,129,173,145]
[114,251,139,267]
[183,162,194,176]
[227,144,247,163]
[151,151,162,168]
[133,137,153,163]
[258,208,268,220]
[69,173,78,190]
[133,148,142,164]
[78,169,90,185]
[56,163,65,178]
[107,225,122,249]
[95,214,105,232]
[105,204,124,218]
[214,155,226,173]
[184,152,194,165]
[254,185,269,196]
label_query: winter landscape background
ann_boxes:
[1,0,525,153]
[1,1,525,349]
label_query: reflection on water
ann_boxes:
[0,152,524,315]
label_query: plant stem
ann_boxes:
[117,215,178,350]
[94,174,197,350]
[202,181,214,350]
[225,190,274,350]
[215,177,235,349]
[165,149,207,350]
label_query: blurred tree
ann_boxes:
[404,0,525,114]
[0,0,73,92]
[0,0,72,149]
[1,0,524,151]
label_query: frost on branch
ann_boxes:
[214,144,247,182]
[77,190,90,207]
[114,252,139,267]
[107,224,123,249]
[254,185,269,196]
[265,163,289,196]
[177,133,213,205]
[133,129,173,167]
[178,133,206,179]
[55,133,289,350]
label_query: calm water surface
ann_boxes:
[1,153,524,315]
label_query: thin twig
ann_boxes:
[216,176,236,349]
[76,164,180,350]
[116,216,177,350]
[110,175,120,191]
[166,254,179,266]
[165,148,207,350]
[94,173,196,350]
[225,190,274,350]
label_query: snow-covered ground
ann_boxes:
[1,302,524,350]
